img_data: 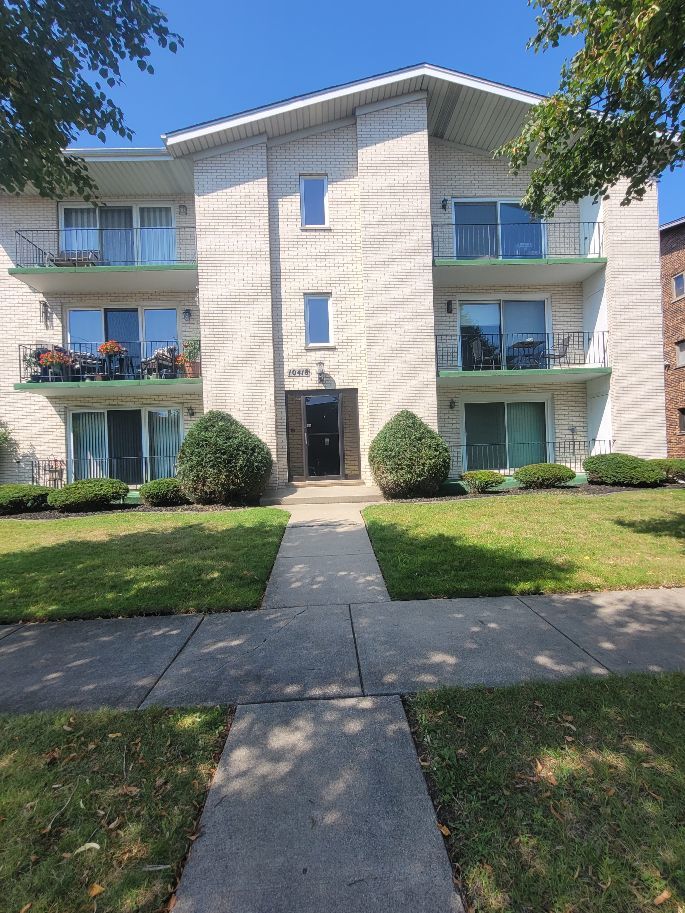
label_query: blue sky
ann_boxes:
[76,0,684,225]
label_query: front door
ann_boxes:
[305,394,341,478]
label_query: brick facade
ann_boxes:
[660,220,685,456]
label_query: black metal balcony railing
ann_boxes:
[25,457,178,488]
[431,221,604,260]
[449,439,613,478]
[19,340,201,383]
[436,331,609,372]
[14,227,197,268]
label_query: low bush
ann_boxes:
[649,458,685,482]
[462,470,505,493]
[176,410,273,504]
[47,478,129,512]
[583,453,665,487]
[0,484,51,515]
[368,410,451,498]
[139,477,190,506]
[513,462,576,489]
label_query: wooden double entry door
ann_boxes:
[285,389,361,482]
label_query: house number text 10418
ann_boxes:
[288,368,311,377]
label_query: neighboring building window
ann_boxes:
[304,295,332,345]
[680,409,685,433]
[674,272,685,299]
[677,340,685,368]
[300,176,328,227]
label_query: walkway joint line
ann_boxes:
[137,614,205,709]
[348,604,367,696]
[515,595,614,674]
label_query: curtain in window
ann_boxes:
[62,208,98,255]
[139,207,174,264]
[148,409,182,480]
[507,402,547,468]
[100,207,134,265]
[72,412,107,480]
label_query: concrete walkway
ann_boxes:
[2,504,685,912]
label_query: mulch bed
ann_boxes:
[393,481,683,505]
[2,502,254,520]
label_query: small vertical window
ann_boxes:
[677,341,685,368]
[300,176,328,227]
[680,409,685,433]
[304,295,332,345]
[674,273,685,299]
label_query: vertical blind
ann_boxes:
[100,207,134,265]
[148,409,182,479]
[62,207,98,254]
[72,412,107,480]
[139,207,174,264]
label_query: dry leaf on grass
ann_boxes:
[654,889,672,906]
[438,822,451,837]
[87,884,105,898]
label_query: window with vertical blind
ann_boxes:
[148,409,182,479]
[464,400,548,470]
[59,203,174,265]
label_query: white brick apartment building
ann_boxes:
[0,64,667,489]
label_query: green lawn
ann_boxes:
[409,674,685,913]
[0,706,227,913]
[0,508,289,622]
[364,489,685,598]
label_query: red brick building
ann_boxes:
[661,217,685,456]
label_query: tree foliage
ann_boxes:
[500,0,685,215]
[0,0,182,199]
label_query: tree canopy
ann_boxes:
[500,0,685,215]
[0,0,182,199]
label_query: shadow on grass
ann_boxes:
[410,673,685,912]
[364,520,577,599]
[614,510,685,543]
[0,519,286,622]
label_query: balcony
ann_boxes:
[9,227,198,293]
[448,438,613,478]
[25,457,179,488]
[432,221,606,286]
[436,331,610,384]
[15,340,202,397]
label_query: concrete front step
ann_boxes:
[262,483,384,505]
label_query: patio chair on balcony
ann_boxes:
[470,337,500,370]
[46,249,101,268]
[142,345,178,379]
[544,335,571,368]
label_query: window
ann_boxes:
[453,200,544,259]
[304,295,332,346]
[300,176,328,227]
[677,341,685,368]
[680,409,685,434]
[459,298,547,369]
[674,272,685,299]
[464,400,548,470]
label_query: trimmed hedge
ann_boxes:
[47,478,129,512]
[513,462,576,489]
[0,484,51,515]
[462,470,505,493]
[583,453,665,487]
[176,410,273,504]
[139,477,190,506]
[649,458,685,482]
[368,410,451,498]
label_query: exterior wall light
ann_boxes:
[178,204,188,216]
[186,406,196,417]
[449,399,456,410]
[182,308,192,322]
[441,198,449,211]
[446,300,453,314]
[316,360,325,384]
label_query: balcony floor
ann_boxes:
[9,263,198,294]
[14,377,202,397]
[433,257,607,288]
[437,366,611,385]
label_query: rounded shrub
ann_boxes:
[0,483,51,515]
[462,470,505,493]
[583,453,665,487]
[139,477,190,506]
[648,458,685,482]
[176,410,273,504]
[368,410,450,498]
[47,478,129,512]
[513,462,576,489]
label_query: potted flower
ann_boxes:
[23,349,41,382]
[38,349,72,381]
[98,340,126,379]
[182,339,201,378]
[175,353,188,377]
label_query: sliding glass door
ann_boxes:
[459,299,547,370]
[59,205,174,265]
[71,408,183,484]
[464,401,548,470]
[453,201,544,260]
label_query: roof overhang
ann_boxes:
[163,63,543,158]
[43,148,196,196]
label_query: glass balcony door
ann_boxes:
[464,401,548,470]
[459,299,548,371]
[104,308,140,377]
[453,201,545,260]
